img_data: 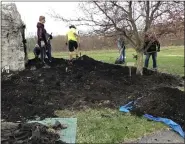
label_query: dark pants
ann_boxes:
[40,46,46,63]
[46,43,52,61]
[68,40,78,52]
[115,48,125,64]
[144,52,157,68]
[118,48,125,62]
[120,48,125,62]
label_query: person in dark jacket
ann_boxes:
[143,33,160,70]
[37,16,47,64]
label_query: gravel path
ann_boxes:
[126,129,184,143]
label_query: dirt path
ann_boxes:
[126,129,184,143]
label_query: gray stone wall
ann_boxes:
[1,3,27,72]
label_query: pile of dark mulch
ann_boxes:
[1,121,67,144]
[131,87,185,130]
[1,55,184,129]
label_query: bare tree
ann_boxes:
[49,1,184,75]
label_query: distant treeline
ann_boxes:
[26,34,184,53]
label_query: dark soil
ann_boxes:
[2,55,184,130]
[131,87,185,130]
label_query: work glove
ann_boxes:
[157,49,160,52]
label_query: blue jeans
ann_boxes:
[119,48,125,62]
[144,52,157,68]
[121,48,125,62]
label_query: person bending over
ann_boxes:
[143,33,160,71]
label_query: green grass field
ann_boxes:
[28,46,184,143]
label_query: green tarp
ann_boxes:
[28,118,77,143]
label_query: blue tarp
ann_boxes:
[119,101,134,113]
[144,114,185,138]
[120,101,185,138]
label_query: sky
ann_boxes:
[3,2,83,37]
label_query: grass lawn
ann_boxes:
[55,109,166,143]
[28,46,184,143]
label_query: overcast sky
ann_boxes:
[3,2,83,37]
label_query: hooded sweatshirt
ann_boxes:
[37,22,47,47]
[143,39,160,53]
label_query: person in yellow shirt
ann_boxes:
[66,25,79,60]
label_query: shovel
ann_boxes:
[126,62,135,77]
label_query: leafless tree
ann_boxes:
[49,1,184,75]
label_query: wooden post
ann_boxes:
[127,62,135,77]
[129,67,131,77]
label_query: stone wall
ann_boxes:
[1,3,27,72]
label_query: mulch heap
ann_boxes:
[1,121,66,144]
[2,55,184,132]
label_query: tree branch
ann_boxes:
[128,1,141,47]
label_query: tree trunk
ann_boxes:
[136,51,143,75]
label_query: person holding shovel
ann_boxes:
[65,25,79,61]
[143,33,160,71]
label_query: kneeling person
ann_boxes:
[33,44,41,59]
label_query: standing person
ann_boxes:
[37,16,47,64]
[115,36,126,64]
[143,33,160,71]
[45,33,53,62]
[65,25,79,60]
